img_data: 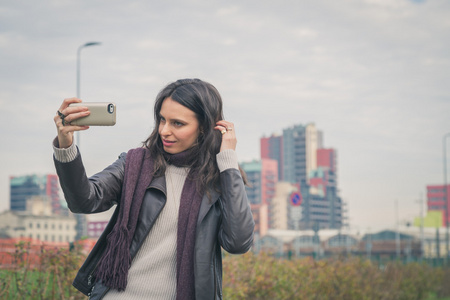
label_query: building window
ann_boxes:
[37,223,40,229]
[29,223,33,229]
[44,223,48,229]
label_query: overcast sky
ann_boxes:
[1,0,449,231]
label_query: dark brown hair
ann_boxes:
[144,79,238,192]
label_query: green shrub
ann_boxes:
[0,241,86,300]
[1,242,449,300]
[223,252,447,300]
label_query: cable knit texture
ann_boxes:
[94,147,203,300]
[105,164,187,300]
[95,148,153,290]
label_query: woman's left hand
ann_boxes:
[215,120,237,152]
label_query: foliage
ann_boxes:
[0,241,86,300]
[223,252,450,300]
[1,242,450,300]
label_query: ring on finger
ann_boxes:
[221,129,227,135]
[227,127,233,131]
[57,110,66,119]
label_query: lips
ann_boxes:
[162,139,176,147]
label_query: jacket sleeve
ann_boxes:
[54,150,126,214]
[218,168,255,254]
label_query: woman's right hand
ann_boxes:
[54,97,90,148]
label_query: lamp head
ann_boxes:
[84,42,101,47]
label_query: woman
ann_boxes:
[53,79,255,300]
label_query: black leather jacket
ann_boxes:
[54,151,254,300]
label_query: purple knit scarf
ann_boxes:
[95,147,203,300]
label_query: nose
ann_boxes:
[159,122,171,136]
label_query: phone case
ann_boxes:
[69,102,116,126]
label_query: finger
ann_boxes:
[63,110,90,124]
[57,123,90,134]
[216,120,233,127]
[214,125,234,133]
[58,97,82,114]
[216,121,235,132]
[65,105,89,115]
[55,112,89,131]
[214,125,228,134]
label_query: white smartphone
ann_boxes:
[68,102,116,126]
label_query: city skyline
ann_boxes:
[1,0,449,231]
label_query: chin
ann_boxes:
[164,147,179,154]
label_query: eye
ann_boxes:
[160,116,166,123]
[174,121,184,127]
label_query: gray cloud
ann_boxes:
[0,0,449,230]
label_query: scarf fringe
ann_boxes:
[95,226,131,291]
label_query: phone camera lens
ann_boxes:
[108,104,114,114]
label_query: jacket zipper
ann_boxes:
[87,262,100,297]
[88,262,99,286]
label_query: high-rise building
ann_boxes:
[317,148,337,184]
[241,159,278,236]
[301,175,344,229]
[426,184,450,226]
[261,134,284,180]
[251,204,269,238]
[282,123,321,185]
[241,159,278,206]
[270,182,299,230]
[10,174,63,215]
[259,123,345,231]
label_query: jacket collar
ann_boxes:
[147,174,220,226]
[197,188,220,226]
[147,175,166,196]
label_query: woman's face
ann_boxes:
[158,97,200,154]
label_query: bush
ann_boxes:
[1,242,449,300]
[0,240,86,300]
[223,252,447,300]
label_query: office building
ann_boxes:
[241,159,278,206]
[251,204,269,238]
[0,196,76,242]
[317,148,337,186]
[261,134,284,180]
[426,184,450,226]
[282,123,322,185]
[87,221,109,239]
[241,159,278,236]
[10,174,63,215]
[259,123,345,231]
[270,182,299,230]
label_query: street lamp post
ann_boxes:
[74,42,101,241]
[76,41,101,146]
[443,133,450,263]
